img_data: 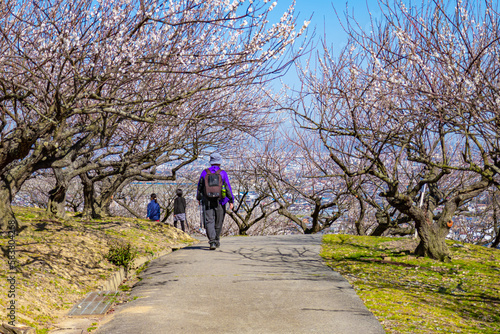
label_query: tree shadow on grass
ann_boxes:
[341,253,500,329]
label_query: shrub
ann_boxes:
[105,241,137,270]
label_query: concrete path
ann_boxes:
[96,235,385,334]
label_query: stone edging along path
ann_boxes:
[46,243,195,334]
[100,245,184,291]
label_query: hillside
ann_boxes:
[0,206,197,333]
[321,234,500,334]
[3,206,499,334]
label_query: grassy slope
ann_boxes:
[320,234,500,334]
[3,207,498,333]
[0,206,197,333]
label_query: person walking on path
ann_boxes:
[146,193,161,221]
[197,152,234,250]
[173,188,187,232]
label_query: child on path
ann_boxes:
[173,188,187,232]
[147,193,161,221]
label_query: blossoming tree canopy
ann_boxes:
[0,0,308,230]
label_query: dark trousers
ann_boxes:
[203,199,226,246]
[174,220,185,232]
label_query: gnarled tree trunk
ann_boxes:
[80,173,99,219]
[0,159,48,231]
[371,210,413,237]
[414,218,451,261]
[47,168,68,219]
[354,196,366,236]
[387,193,452,261]
[93,195,113,218]
[0,181,17,232]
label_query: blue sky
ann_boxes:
[291,0,378,49]
[268,0,383,90]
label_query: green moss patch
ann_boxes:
[320,234,500,334]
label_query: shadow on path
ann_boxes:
[96,235,385,334]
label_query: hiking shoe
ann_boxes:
[209,243,216,250]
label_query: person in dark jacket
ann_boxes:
[173,188,187,232]
[147,193,161,221]
[197,152,234,250]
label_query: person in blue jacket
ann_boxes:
[197,152,234,250]
[147,193,161,221]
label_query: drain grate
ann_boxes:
[68,291,119,316]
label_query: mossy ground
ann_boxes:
[320,234,500,334]
[0,206,197,333]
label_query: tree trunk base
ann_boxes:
[491,231,500,249]
[414,234,451,262]
[0,188,18,232]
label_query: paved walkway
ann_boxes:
[96,235,385,334]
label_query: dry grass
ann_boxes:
[0,206,197,333]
